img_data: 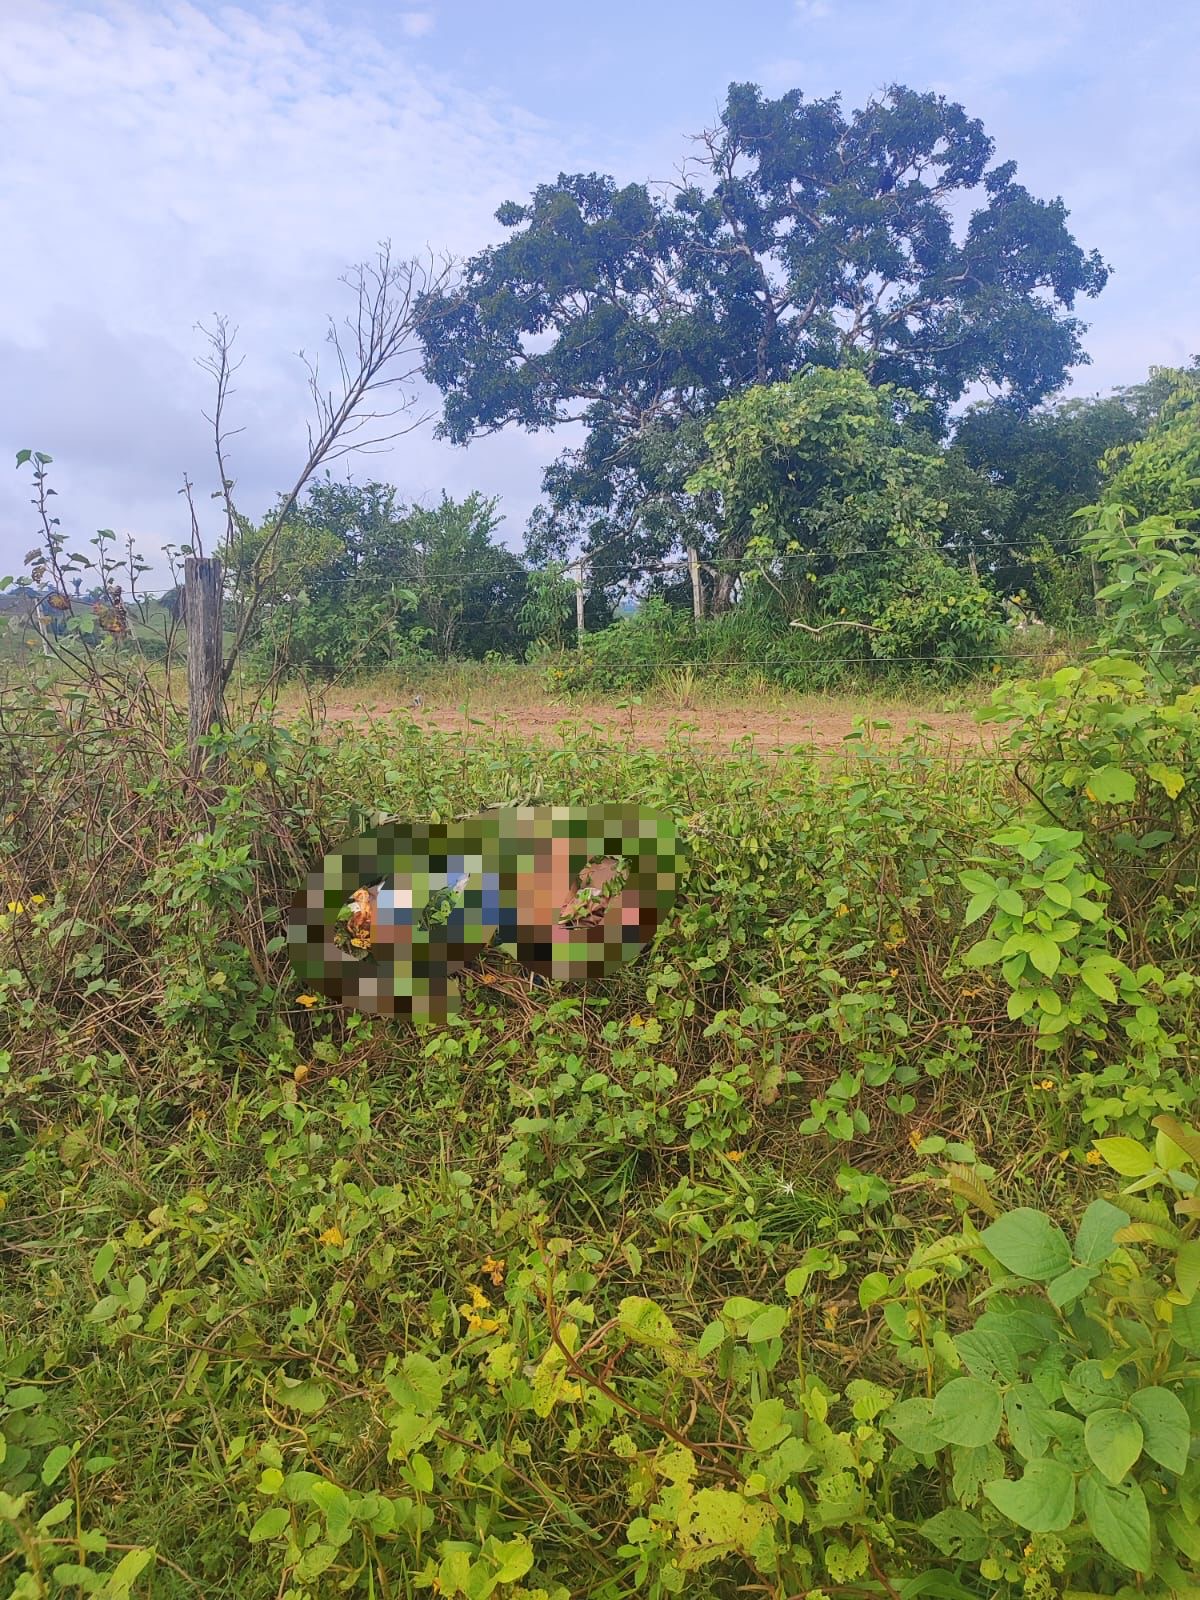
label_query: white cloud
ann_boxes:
[0,0,567,578]
[399,10,435,37]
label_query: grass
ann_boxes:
[0,662,1191,1598]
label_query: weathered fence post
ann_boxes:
[687,546,704,622]
[572,558,587,649]
[184,556,224,779]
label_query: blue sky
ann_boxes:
[1,0,1197,582]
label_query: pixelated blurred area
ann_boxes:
[287,805,679,1022]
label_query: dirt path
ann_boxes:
[282,691,994,755]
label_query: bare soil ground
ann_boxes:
[276,685,995,756]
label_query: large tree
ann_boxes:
[420,81,1109,584]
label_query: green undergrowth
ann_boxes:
[4,499,1200,1599]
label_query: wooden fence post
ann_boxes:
[687,546,704,622]
[573,558,586,648]
[185,556,224,779]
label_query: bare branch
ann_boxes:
[200,242,456,690]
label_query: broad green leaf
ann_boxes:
[1080,963,1118,1002]
[1025,934,1061,977]
[40,1444,75,1487]
[1078,1472,1152,1573]
[308,1479,353,1543]
[617,1296,678,1350]
[1075,1199,1130,1265]
[918,1508,987,1561]
[884,1397,942,1455]
[1062,1360,1130,1415]
[746,1399,791,1453]
[1129,1387,1190,1474]
[1085,766,1137,805]
[1047,1264,1097,1308]
[980,1209,1072,1281]
[1091,1136,1156,1177]
[1147,762,1186,799]
[248,1506,291,1543]
[492,1536,534,1582]
[984,1458,1075,1532]
[274,1378,326,1415]
[108,1546,155,1597]
[695,1319,727,1358]
[857,1271,889,1309]
[931,1377,1003,1447]
[745,1304,788,1342]
[1004,1385,1058,1461]
[953,1331,1017,1382]
[1176,1239,1200,1301]
[1084,1407,1143,1483]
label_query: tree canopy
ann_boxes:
[420,80,1109,579]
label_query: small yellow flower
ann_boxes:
[318,1225,344,1246]
[888,967,899,978]
[296,994,320,1008]
[466,1311,501,1334]
[30,894,45,905]
[294,1063,311,1084]
[349,935,370,950]
[629,1014,644,1028]
[480,972,496,985]
[1057,1149,1070,1163]
[725,1151,745,1163]
[834,903,850,918]
[1085,1150,1103,1166]
[481,1255,505,1286]
[6,901,24,915]
[1039,1078,1055,1091]
[908,1128,923,1151]
[468,1284,490,1310]
[823,1301,840,1330]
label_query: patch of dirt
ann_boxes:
[284,693,995,755]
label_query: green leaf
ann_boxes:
[1078,1472,1151,1573]
[696,1318,727,1358]
[918,1508,987,1561]
[1062,1360,1130,1414]
[953,1328,1019,1382]
[617,1297,679,1350]
[248,1506,291,1543]
[1025,934,1061,978]
[1086,766,1137,805]
[492,1536,535,1582]
[1004,1385,1058,1461]
[857,1271,890,1310]
[40,1444,75,1487]
[984,1458,1075,1532]
[274,1378,327,1415]
[746,1399,791,1453]
[1175,1239,1200,1301]
[108,1546,155,1597]
[1080,963,1118,1002]
[1128,1387,1190,1474]
[1047,1264,1097,1308]
[1091,1136,1155,1177]
[931,1377,1003,1447]
[1075,1199,1131,1265]
[980,1209,1072,1281]
[745,1305,788,1342]
[1084,1407,1143,1483]
[1147,762,1186,799]
[884,1397,942,1454]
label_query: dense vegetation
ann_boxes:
[4,70,1200,1600]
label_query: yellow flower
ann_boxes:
[465,1311,501,1335]
[6,901,24,915]
[468,1284,490,1310]
[481,1255,505,1286]
[294,1063,311,1084]
[823,1301,840,1330]
[629,1013,644,1028]
[1039,1079,1055,1091]
[30,894,45,905]
[349,936,370,950]
[1057,1149,1070,1163]
[1085,1150,1103,1166]
[296,993,320,1008]
[834,903,850,919]
[725,1151,745,1163]
[318,1225,345,1246]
